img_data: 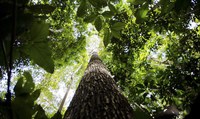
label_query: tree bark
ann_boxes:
[64,52,134,119]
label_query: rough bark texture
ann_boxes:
[64,53,134,119]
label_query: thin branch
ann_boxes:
[58,75,73,113]
[58,64,83,113]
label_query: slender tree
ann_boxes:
[64,52,134,119]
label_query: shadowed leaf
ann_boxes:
[94,16,103,31]
[103,28,112,47]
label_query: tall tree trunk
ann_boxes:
[64,52,134,119]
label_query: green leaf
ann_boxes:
[102,11,114,18]
[30,22,49,42]
[94,16,103,31]
[31,89,41,101]
[108,3,117,13]
[14,77,24,96]
[111,22,125,31]
[14,72,35,96]
[77,0,87,17]
[111,30,121,38]
[22,22,54,73]
[12,72,39,119]
[135,3,149,23]
[139,9,148,18]
[23,43,54,73]
[12,97,35,119]
[23,72,35,94]
[28,4,56,14]
[35,105,48,119]
[103,28,112,47]
[84,13,98,23]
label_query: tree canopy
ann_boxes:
[0,0,200,118]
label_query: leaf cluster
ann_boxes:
[0,0,56,76]
[95,0,200,118]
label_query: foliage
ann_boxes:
[0,0,87,118]
[98,0,200,118]
[0,0,55,74]
[0,72,48,119]
[12,72,43,119]
[0,0,200,118]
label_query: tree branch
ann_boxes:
[6,0,17,118]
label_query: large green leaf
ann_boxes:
[108,3,117,13]
[77,0,87,17]
[35,105,48,119]
[14,77,24,96]
[135,3,149,23]
[14,72,35,96]
[84,13,98,23]
[12,72,43,119]
[111,22,125,31]
[111,30,121,39]
[102,11,115,18]
[23,72,35,94]
[110,22,125,39]
[30,22,49,42]
[21,22,54,73]
[23,43,54,73]
[12,97,35,119]
[94,16,103,31]
[103,28,112,47]
[31,89,41,102]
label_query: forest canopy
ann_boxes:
[0,0,200,119]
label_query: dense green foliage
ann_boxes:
[0,0,200,118]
